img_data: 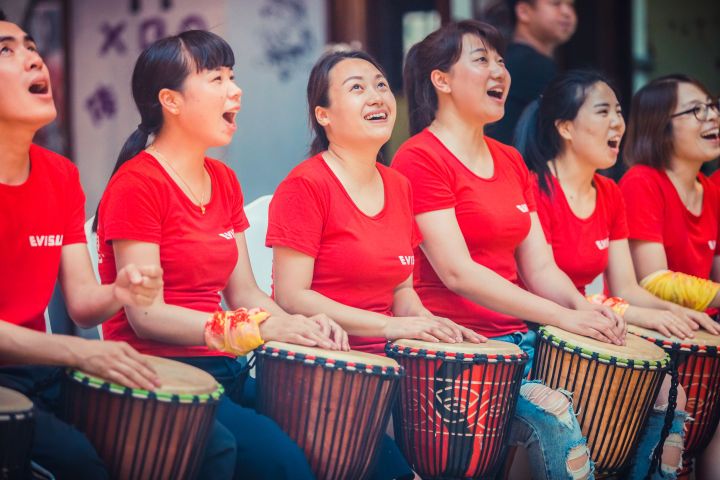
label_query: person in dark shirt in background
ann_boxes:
[485,0,576,144]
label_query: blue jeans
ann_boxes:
[492,331,595,480]
[627,406,688,479]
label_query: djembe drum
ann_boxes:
[255,342,403,480]
[63,356,223,480]
[0,387,34,480]
[532,326,669,478]
[386,339,527,479]
[629,325,720,478]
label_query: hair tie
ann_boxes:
[137,123,152,135]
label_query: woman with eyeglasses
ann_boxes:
[619,74,720,477]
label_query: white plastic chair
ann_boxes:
[243,195,274,295]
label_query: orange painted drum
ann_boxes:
[386,339,527,479]
[533,326,669,478]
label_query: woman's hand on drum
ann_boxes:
[557,308,626,346]
[309,313,350,351]
[260,314,344,350]
[627,306,696,339]
[113,263,164,307]
[667,305,720,335]
[70,338,160,390]
[384,315,486,344]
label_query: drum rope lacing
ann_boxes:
[634,335,720,477]
[534,329,669,477]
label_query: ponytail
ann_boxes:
[514,99,555,196]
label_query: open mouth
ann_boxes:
[607,139,620,149]
[222,111,236,125]
[701,129,719,141]
[364,111,388,121]
[487,88,504,100]
[28,79,49,95]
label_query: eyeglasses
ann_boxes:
[671,100,720,122]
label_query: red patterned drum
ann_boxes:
[629,325,720,478]
[386,339,527,479]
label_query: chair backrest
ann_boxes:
[244,195,274,295]
[47,217,102,339]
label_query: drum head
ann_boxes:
[73,355,219,397]
[0,386,33,413]
[261,341,400,369]
[542,325,667,363]
[628,325,720,348]
[390,338,522,356]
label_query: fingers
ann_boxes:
[309,314,332,339]
[461,326,486,343]
[690,311,720,335]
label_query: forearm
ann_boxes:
[522,262,586,309]
[64,282,122,328]
[392,286,431,317]
[276,289,389,337]
[225,285,285,317]
[614,282,678,311]
[124,303,208,346]
[0,321,84,367]
[448,263,570,326]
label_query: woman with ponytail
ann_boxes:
[391,20,632,479]
[619,74,720,477]
[95,30,344,479]
[515,69,717,478]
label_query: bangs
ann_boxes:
[179,30,235,72]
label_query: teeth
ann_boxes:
[364,112,387,120]
[487,89,503,99]
[701,129,719,140]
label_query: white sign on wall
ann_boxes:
[71,0,326,215]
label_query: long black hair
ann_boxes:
[306,49,387,156]
[404,20,505,136]
[514,69,618,196]
[93,30,234,230]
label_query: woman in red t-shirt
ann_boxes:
[95,31,344,480]
[515,70,719,479]
[266,49,483,479]
[620,74,720,478]
[392,20,629,480]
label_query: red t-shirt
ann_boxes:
[266,155,421,354]
[535,173,629,295]
[620,165,720,279]
[98,152,249,357]
[391,129,535,338]
[710,170,720,191]
[0,145,86,332]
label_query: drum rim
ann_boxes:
[68,369,224,403]
[539,327,670,369]
[256,344,405,377]
[628,325,720,355]
[385,342,528,364]
[0,386,34,413]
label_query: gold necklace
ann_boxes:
[147,145,207,214]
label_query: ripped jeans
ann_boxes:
[493,331,594,480]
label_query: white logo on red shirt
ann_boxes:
[595,238,610,250]
[398,255,415,266]
[710,240,717,250]
[218,229,235,240]
[516,204,529,213]
[28,234,63,247]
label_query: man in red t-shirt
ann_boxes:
[0,15,166,478]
